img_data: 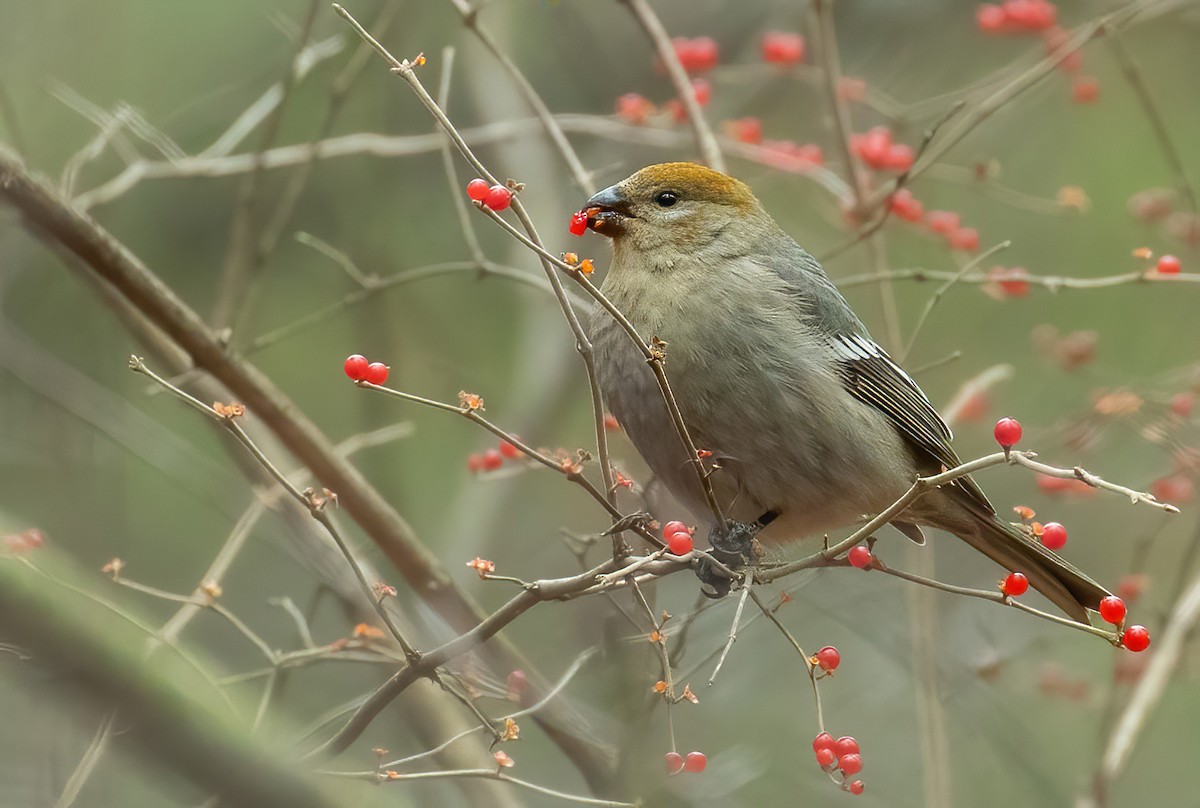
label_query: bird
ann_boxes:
[580,161,1109,622]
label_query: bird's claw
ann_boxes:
[695,519,760,599]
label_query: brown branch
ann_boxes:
[0,146,614,790]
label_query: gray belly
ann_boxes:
[590,282,915,539]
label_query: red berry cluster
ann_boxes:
[343,354,389,385]
[761,31,805,65]
[813,733,865,795]
[851,127,914,173]
[670,36,719,72]
[664,750,707,775]
[466,178,513,211]
[976,8,1099,103]
[467,439,524,474]
[615,78,711,127]
[662,520,695,555]
[885,189,983,254]
[976,0,1057,34]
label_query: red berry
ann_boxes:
[989,266,1031,297]
[363,362,389,385]
[834,736,860,757]
[761,31,805,65]
[813,732,836,753]
[665,751,685,775]
[1156,254,1183,274]
[839,753,863,775]
[1170,392,1194,417]
[927,210,961,235]
[483,185,512,211]
[673,37,718,72]
[1151,474,1194,504]
[1002,572,1029,596]
[499,440,522,459]
[849,780,865,795]
[816,646,841,672]
[667,530,694,556]
[343,354,369,381]
[889,189,924,222]
[1121,625,1150,652]
[949,227,980,252]
[684,751,707,773]
[1117,574,1148,602]
[976,4,1007,32]
[662,520,688,539]
[837,76,867,102]
[690,37,718,70]
[728,116,763,145]
[993,417,1022,449]
[569,210,589,236]
[816,748,837,768]
[882,143,914,172]
[466,178,490,201]
[848,545,872,569]
[481,448,503,471]
[690,78,711,106]
[1099,595,1127,625]
[1040,521,1067,550]
[1072,75,1099,104]
[615,92,653,124]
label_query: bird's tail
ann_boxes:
[954,504,1110,624]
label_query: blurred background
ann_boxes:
[2,1,1199,806]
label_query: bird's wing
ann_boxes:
[830,332,993,513]
[761,245,993,513]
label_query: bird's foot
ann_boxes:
[695,519,761,598]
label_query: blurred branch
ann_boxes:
[1087,572,1200,806]
[1106,27,1196,213]
[446,0,593,191]
[70,114,848,211]
[210,0,321,331]
[0,559,336,808]
[836,266,1200,291]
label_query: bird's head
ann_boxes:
[580,163,773,261]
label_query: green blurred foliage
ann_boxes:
[2,1,1199,806]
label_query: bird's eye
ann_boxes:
[654,191,679,207]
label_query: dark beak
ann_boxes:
[581,184,633,237]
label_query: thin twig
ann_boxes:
[618,0,724,172]
[899,240,1011,362]
[708,584,751,686]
